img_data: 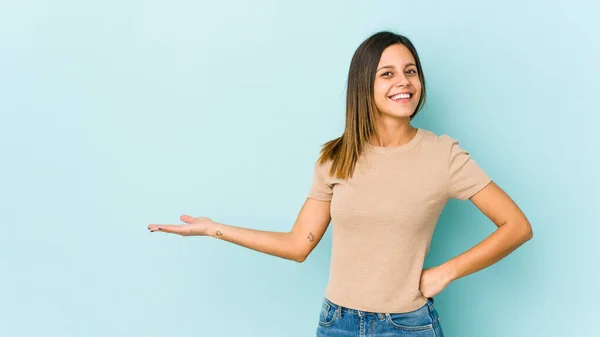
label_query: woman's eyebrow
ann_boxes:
[377,63,416,72]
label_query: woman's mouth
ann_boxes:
[388,92,412,103]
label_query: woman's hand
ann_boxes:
[419,266,453,298]
[148,215,215,236]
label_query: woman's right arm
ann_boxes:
[209,198,330,262]
[148,198,331,263]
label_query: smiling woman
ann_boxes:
[148,30,532,337]
[374,48,422,121]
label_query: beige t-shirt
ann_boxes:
[307,128,491,313]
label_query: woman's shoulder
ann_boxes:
[418,128,457,149]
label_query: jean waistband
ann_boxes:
[323,296,434,317]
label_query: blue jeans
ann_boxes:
[316,297,444,337]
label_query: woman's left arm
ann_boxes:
[420,181,533,297]
[443,181,533,281]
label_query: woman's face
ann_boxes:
[373,44,421,119]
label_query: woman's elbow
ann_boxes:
[293,250,309,263]
[521,220,533,241]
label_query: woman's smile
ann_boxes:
[388,92,413,103]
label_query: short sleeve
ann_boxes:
[445,136,492,200]
[307,160,333,201]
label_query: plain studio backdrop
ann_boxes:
[1,1,598,336]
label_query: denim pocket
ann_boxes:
[385,302,434,332]
[318,299,337,327]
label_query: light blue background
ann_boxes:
[1,1,598,336]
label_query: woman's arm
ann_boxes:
[420,181,533,297]
[209,198,331,262]
[148,198,332,263]
[442,181,533,281]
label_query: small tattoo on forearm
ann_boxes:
[307,232,315,242]
[216,230,223,237]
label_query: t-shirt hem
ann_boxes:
[457,177,492,200]
[307,194,332,201]
[323,292,429,314]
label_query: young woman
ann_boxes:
[148,31,533,336]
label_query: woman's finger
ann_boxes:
[148,224,184,234]
[180,215,195,223]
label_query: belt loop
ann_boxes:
[427,297,434,311]
[336,306,342,319]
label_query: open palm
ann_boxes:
[148,215,214,236]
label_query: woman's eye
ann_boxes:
[407,69,417,75]
[382,72,392,76]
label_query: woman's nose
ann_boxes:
[395,76,410,87]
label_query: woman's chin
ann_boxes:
[380,109,414,119]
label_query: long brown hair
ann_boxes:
[316,31,428,180]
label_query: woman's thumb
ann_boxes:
[180,214,195,223]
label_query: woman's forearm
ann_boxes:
[441,220,533,282]
[207,221,303,262]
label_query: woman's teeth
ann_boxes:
[390,93,411,100]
